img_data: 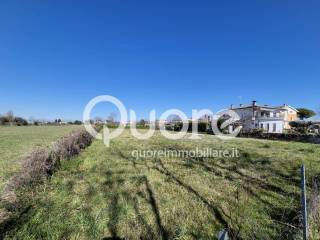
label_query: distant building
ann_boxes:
[94,119,104,124]
[230,101,298,133]
[199,114,212,123]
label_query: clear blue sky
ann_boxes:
[0,0,319,120]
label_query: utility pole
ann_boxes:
[301,164,308,240]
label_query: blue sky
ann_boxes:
[0,0,319,120]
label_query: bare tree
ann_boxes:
[6,111,14,125]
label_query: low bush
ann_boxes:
[135,125,150,129]
[173,122,183,131]
[6,150,57,192]
[14,117,28,126]
[0,128,96,230]
[0,116,28,126]
[4,130,93,193]
[289,121,312,134]
[0,116,9,125]
[238,131,320,144]
[170,121,209,133]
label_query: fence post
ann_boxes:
[301,164,308,240]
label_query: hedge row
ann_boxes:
[0,127,99,233]
[238,131,320,144]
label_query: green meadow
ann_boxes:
[3,129,320,239]
[0,125,83,192]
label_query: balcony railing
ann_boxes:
[256,116,284,121]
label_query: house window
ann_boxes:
[267,123,270,132]
[273,123,276,132]
[260,123,263,129]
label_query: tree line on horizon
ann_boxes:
[0,107,318,127]
[0,111,83,126]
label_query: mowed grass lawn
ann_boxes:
[4,130,320,239]
[0,125,83,191]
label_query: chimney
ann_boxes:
[252,100,256,121]
[252,100,257,106]
[230,104,233,109]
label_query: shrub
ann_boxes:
[165,124,174,131]
[289,121,312,134]
[0,116,9,125]
[171,121,209,133]
[173,122,183,131]
[135,125,150,129]
[0,128,96,232]
[14,117,28,126]
[52,131,93,161]
[2,129,94,196]
[6,149,57,190]
[106,123,118,128]
[0,116,28,126]
[198,122,208,132]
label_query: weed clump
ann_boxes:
[5,130,93,192]
[52,130,92,160]
[6,149,56,191]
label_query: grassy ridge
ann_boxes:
[3,130,320,239]
[0,126,83,191]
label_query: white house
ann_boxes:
[230,101,298,133]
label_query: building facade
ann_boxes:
[230,101,298,133]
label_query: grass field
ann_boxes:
[0,125,83,192]
[3,129,320,239]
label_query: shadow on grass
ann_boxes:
[153,158,229,229]
[102,167,168,240]
[122,143,301,238]
[143,176,168,240]
[3,143,303,239]
[150,153,301,239]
